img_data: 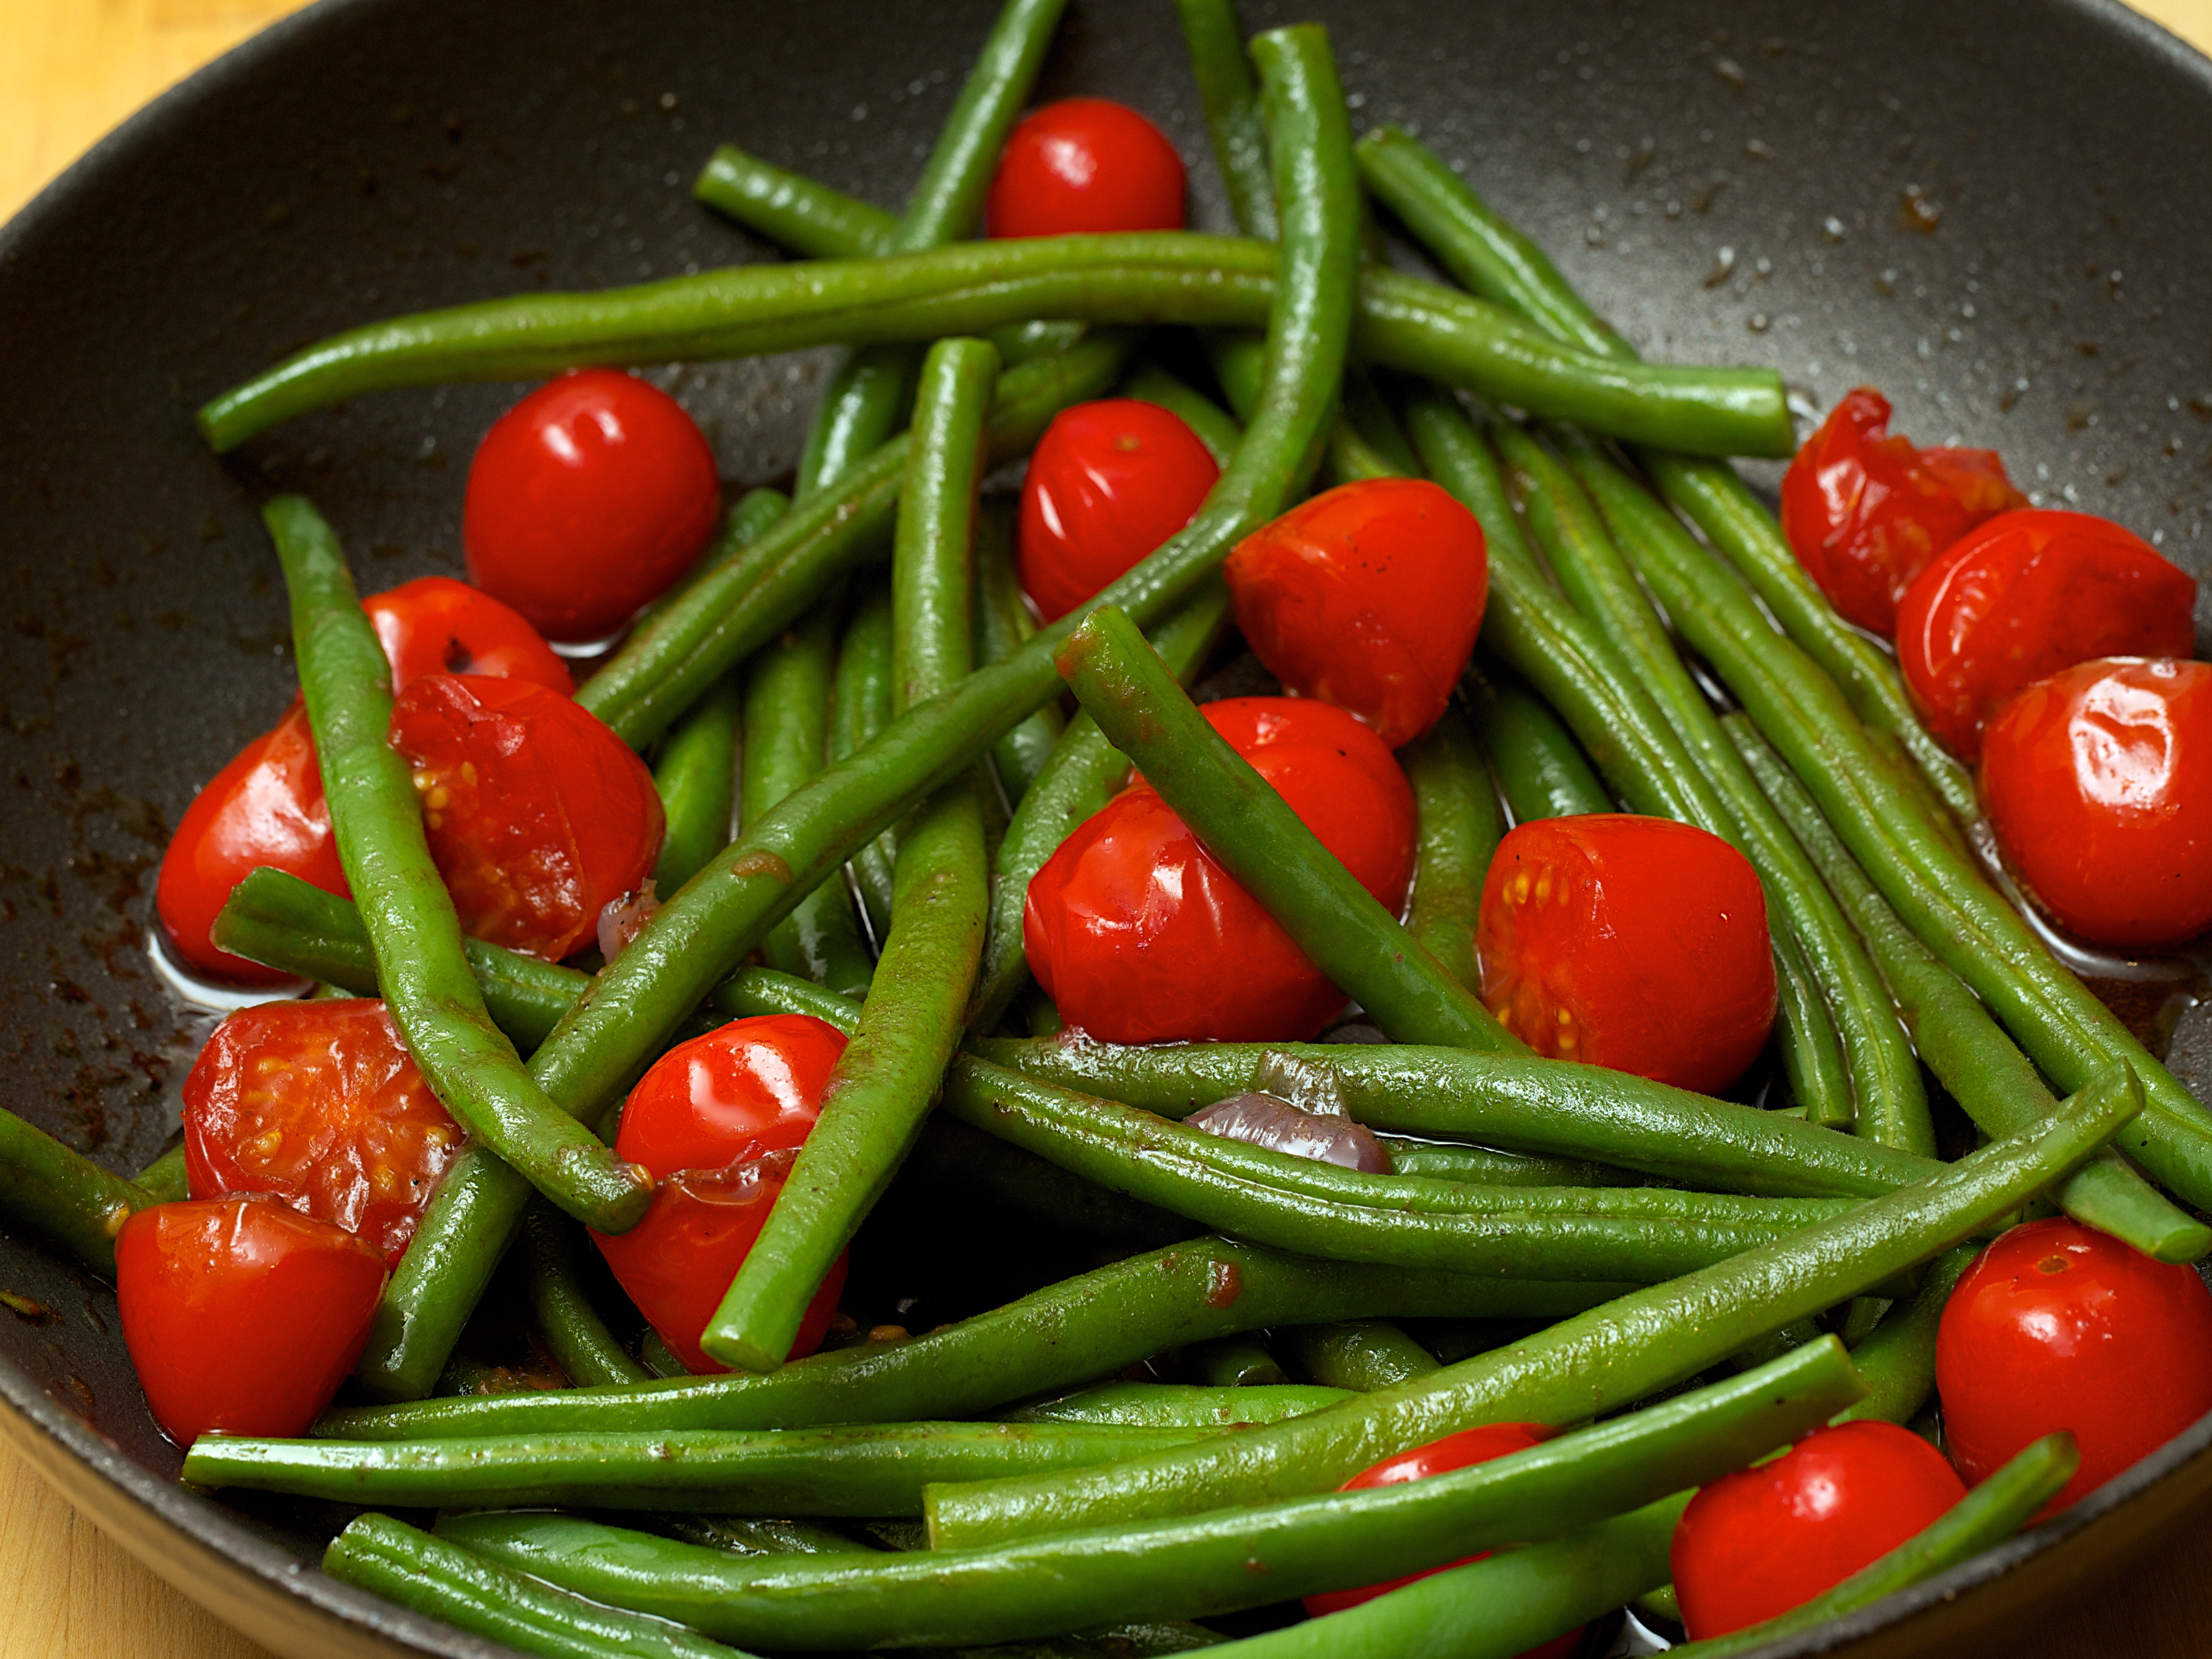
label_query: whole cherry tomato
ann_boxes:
[1978,657,2212,949]
[985,98,1186,238]
[116,1194,386,1443]
[463,368,723,642]
[364,575,574,695]
[1671,1420,1967,1640]
[181,999,465,1264]
[592,1015,850,1373]
[1477,815,1776,1094]
[1779,386,2026,636]
[1300,1421,1581,1657]
[1023,697,1415,1044]
[1936,1217,2212,1515]
[387,673,665,960]
[1016,399,1220,622]
[1897,510,2196,762]
[1224,478,1489,747]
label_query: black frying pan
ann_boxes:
[2,0,2210,1652]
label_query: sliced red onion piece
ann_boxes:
[1186,1091,1392,1174]
[597,880,661,963]
[1251,1049,1350,1119]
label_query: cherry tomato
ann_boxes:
[1224,478,1489,747]
[1937,1217,2212,1515]
[1016,399,1220,622]
[181,999,465,1264]
[364,575,573,695]
[1477,815,1776,1094]
[1978,657,2212,949]
[387,673,665,960]
[463,368,723,642]
[1671,1420,1967,1640]
[1779,386,2026,636]
[116,1194,386,1443]
[1897,510,2196,762]
[1301,1421,1581,1655]
[985,99,1185,240]
[1023,697,1415,1044]
[592,1015,850,1373]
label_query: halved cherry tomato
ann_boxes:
[1023,697,1415,1044]
[1897,510,2196,762]
[463,368,723,642]
[1300,1421,1581,1656]
[1978,657,2212,949]
[1936,1217,2212,1516]
[364,575,574,695]
[591,1015,850,1373]
[181,999,465,1264]
[387,673,664,960]
[1224,478,1489,747]
[1779,386,2026,636]
[116,1194,386,1443]
[1671,1420,1966,1640]
[985,97,1186,238]
[1477,815,1775,1094]
[1016,399,1219,622]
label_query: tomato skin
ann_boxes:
[182,999,465,1264]
[364,576,573,695]
[387,673,665,960]
[1779,386,2026,636]
[1477,815,1776,1094]
[1978,657,2212,948]
[1023,697,1415,1044]
[985,98,1186,239]
[1225,478,1489,747]
[593,1016,850,1373]
[116,1194,386,1443]
[1017,400,1220,622]
[1671,1421,1967,1640]
[463,369,722,642]
[1897,510,2196,762]
[1936,1217,2212,1515]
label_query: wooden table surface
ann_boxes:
[9,0,2212,1654]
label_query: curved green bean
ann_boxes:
[0,1108,153,1276]
[1279,1322,1436,1392]
[1463,661,1609,821]
[1400,707,1500,992]
[831,582,900,942]
[1006,1382,1351,1428]
[522,1203,651,1389]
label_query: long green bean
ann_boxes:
[1836,1245,1976,1428]
[695,144,898,259]
[1462,662,1609,821]
[1175,0,1278,240]
[1400,707,1499,992]
[974,498,1064,805]
[1005,1383,1352,1429]
[522,1203,651,1389]
[0,1108,155,1276]
[652,676,741,895]
[1374,1136,1635,1189]
[1279,1322,1436,1392]
[832,582,900,942]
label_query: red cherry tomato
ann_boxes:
[1300,1421,1580,1656]
[592,1015,850,1373]
[463,369,723,642]
[1225,479,1490,747]
[1897,510,2196,762]
[1023,697,1415,1044]
[387,673,665,960]
[1779,386,2027,636]
[1016,399,1220,622]
[181,999,465,1264]
[364,576,574,695]
[116,1194,386,1443]
[1671,1420,1967,1641]
[1978,657,2212,949]
[985,98,1186,239]
[1477,815,1776,1094]
[1937,1216,2212,1515]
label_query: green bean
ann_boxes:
[636,486,792,637]
[696,144,899,260]
[1400,707,1499,992]
[1373,1136,1635,1189]
[1118,362,1242,466]
[901,1116,1196,1249]
[1462,661,1610,821]
[130,1143,190,1206]
[652,675,740,896]
[1005,1383,1351,1429]
[1175,0,1278,240]
[626,1515,872,1558]
[1339,365,1423,478]
[1768,927,1854,1129]
[1184,1336,1287,1388]
[522,1203,651,1389]
[974,499,1065,805]
[265,497,650,1232]
[434,1340,1862,1649]
[1279,1322,1436,1392]
[833,582,901,942]
[925,1065,2138,1548]
[1835,1244,1976,1428]
[0,1108,153,1275]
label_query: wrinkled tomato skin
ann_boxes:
[985,98,1186,239]
[364,576,573,695]
[1936,1217,2212,1516]
[116,1195,386,1444]
[1978,657,2212,949]
[1897,510,2196,762]
[1017,400,1220,622]
[1225,479,1489,747]
[593,1016,851,1373]
[1477,815,1776,1094]
[1023,697,1414,1045]
[387,673,664,960]
[182,999,465,1264]
[463,368,722,642]
[1779,386,2026,636]
[1671,1421,1966,1641]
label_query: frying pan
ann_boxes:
[2,0,2209,1652]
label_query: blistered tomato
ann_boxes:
[985,98,1186,239]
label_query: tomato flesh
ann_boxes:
[365,575,573,695]
[985,97,1186,239]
